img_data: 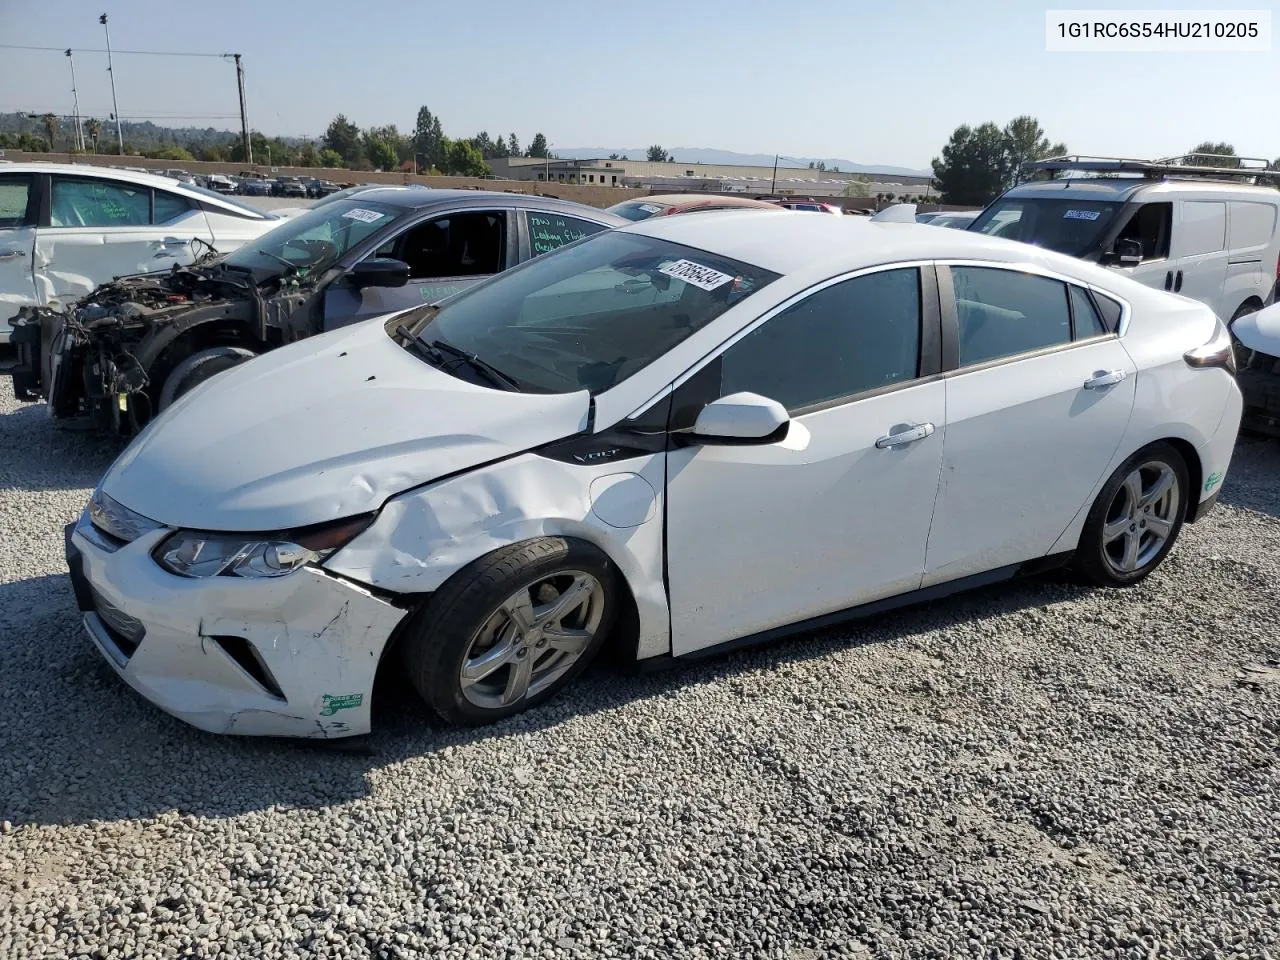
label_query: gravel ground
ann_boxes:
[0,373,1278,960]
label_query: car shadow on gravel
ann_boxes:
[1219,434,1280,519]
[0,566,1081,829]
[0,400,122,493]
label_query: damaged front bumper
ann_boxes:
[66,513,409,738]
[1234,343,1280,437]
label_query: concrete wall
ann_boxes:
[0,152,645,209]
[496,155,935,187]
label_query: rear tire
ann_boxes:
[158,346,256,411]
[399,538,619,726]
[1073,442,1189,587]
[1229,300,1261,329]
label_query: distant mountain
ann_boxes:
[552,146,931,177]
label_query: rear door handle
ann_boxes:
[1164,271,1173,291]
[875,422,935,448]
[1084,369,1127,389]
[1174,270,1183,292]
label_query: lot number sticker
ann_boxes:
[342,208,386,224]
[658,259,734,291]
[1063,209,1102,221]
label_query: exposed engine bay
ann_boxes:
[8,258,330,436]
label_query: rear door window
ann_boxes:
[952,267,1072,366]
[50,177,150,228]
[153,190,195,224]
[526,211,609,257]
[1228,201,1278,251]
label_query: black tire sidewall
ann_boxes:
[158,347,255,410]
[1076,442,1189,587]
[400,538,620,726]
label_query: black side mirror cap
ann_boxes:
[1110,238,1143,266]
[349,257,411,289]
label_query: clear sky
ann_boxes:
[1,0,1277,169]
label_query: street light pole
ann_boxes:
[546,142,554,183]
[99,14,124,154]
[65,50,85,152]
[771,153,779,195]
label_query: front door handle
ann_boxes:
[1084,369,1127,389]
[0,248,27,261]
[875,422,935,449]
[1174,270,1184,292]
[149,237,189,248]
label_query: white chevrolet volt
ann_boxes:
[65,211,1243,736]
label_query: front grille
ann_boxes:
[91,589,145,656]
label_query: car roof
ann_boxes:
[620,208,1139,282]
[623,194,782,210]
[344,186,629,222]
[1004,177,1280,202]
[3,161,276,220]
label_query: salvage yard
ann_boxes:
[0,374,1278,960]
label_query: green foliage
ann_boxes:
[324,114,363,166]
[508,132,520,158]
[319,148,343,168]
[364,136,399,171]
[1003,116,1066,186]
[442,138,492,177]
[646,145,669,162]
[1187,142,1239,168]
[145,145,195,161]
[0,132,50,152]
[526,133,549,159]
[931,116,1067,205]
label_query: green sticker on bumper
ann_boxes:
[320,693,363,716]
[1204,471,1223,492]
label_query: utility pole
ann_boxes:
[99,14,124,154]
[233,53,252,165]
[770,153,779,195]
[65,49,85,152]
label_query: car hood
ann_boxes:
[1232,303,1280,355]
[100,317,592,531]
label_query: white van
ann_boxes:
[969,158,1280,325]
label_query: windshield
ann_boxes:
[969,197,1123,256]
[222,198,405,277]
[606,200,669,221]
[399,231,780,395]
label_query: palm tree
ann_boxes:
[85,118,102,153]
[41,113,60,152]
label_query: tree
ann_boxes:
[1003,115,1066,188]
[525,133,549,159]
[413,106,446,171]
[1188,141,1239,168]
[442,138,492,177]
[41,113,59,152]
[646,145,669,162]
[364,136,398,171]
[931,122,1013,206]
[508,132,520,158]
[319,148,343,168]
[146,145,194,161]
[493,135,508,159]
[85,117,101,153]
[608,153,620,160]
[324,114,363,166]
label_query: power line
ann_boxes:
[0,44,234,58]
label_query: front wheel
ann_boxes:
[399,538,619,726]
[1073,442,1189,587]
[158,345,257,411]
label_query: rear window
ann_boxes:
[607,201,667,222]
[405,231,779,395]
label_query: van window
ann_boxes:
[1228,201,1278,251]
[1175,201,1226,258]
[1113,202,1171,261]
[969,198,1122,257]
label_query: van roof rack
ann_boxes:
[1027,154,1280,185]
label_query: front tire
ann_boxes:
[399,538,619,726]
[1074,442,1189,587]
[158,346,257,411]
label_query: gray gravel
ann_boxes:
[1,372,1278,960]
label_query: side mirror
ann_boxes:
[688,391,790,445]
[349,257,411,289]
[1110,238,1143,266]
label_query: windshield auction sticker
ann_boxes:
[1063,209,1102,220]
[342,208,386,224]
[658,259,734,290]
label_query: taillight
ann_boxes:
[1184,319,1237,375]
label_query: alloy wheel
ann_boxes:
[1101,460,1181,576]
[458,570,605,709]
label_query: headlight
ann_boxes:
[88,489,164,544]
[153,515,373,579]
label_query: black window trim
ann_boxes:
[656,260,944,424]
[936,260,1132,378]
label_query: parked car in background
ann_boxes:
[927,210,981,229]
[62,212,1241,737]
[238,177,273,197]
[606,194,787,221]
[969,155,1280,325]
[307,179,341,199]
[273,177,309,199]
[9,190,626,432]
[766,197,844,214]
[916,212,941,223]
[0,163,289,343]
[204,174,237,194]
[312,183,430,208]
[161,169,195,184]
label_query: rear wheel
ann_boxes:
[1074,442,1189,587]
[158,345,256,411]
[399,538,619,726]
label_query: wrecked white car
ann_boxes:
[66,213,1241,736]
[1232,300,1280,436]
